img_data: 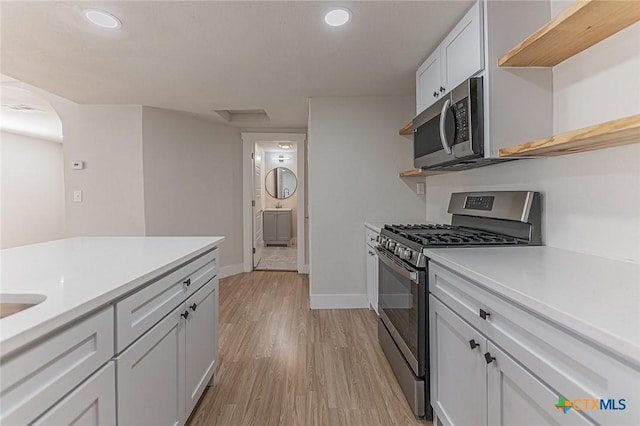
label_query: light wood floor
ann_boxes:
[187,271,431,426]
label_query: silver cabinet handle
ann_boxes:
[439,98,452,155]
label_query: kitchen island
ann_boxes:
[0,236,224,425]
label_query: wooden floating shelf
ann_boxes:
[499,114,640,157]
[499,0,640,67]
[399,121,413,136]
[399,169,451,177]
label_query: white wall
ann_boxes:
[141,107,244,272]
[263,150,298,243]
[308,96,427,308]
[1,131,65,248]
[57,104,146,237]
[425,22,640,263]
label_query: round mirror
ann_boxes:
[265,167,297,199]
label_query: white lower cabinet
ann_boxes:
[0,247,220,426]
[486,342,592,426]
[365,245,378,313]
[431,296,593,426]
[0,307,114,425]
[430,296,487,426]
[116,305,186,426]
[116,276,219,426]
[33,362,116,426]
[365,226,379,313]
[185,277,219,415]
[429,262,640,426]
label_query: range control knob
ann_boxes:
[388,241,396,250]
[402,249,413,261]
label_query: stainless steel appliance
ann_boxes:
[376,191,542,418]
[413,77,509,172]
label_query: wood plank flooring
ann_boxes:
[187,271,431,426]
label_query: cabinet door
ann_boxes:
[487,342,595,426]
[276,211,292,242]
[185,277,219,416]
[116,249,217,352]
[263,211,277,243]
[116,305,185,426]
[33,362,116,426]
[441,0,484,93]
[430,296,487,426]
[366,247,378,313]
[416,49,442,114]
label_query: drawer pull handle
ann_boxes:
[190,303,198,311]
[484,352,496,364]
[181,311,189,319]
[184,278,191,287]
[469,339,479,350]
[479,309,490,320]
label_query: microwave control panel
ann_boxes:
[453,98,469,144]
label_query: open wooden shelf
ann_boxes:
[399,169,452,177]
[499,114,640,157]
[498,0,640,67]
[399,121,413,136]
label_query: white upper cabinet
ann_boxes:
[416,1,483,115]
[440,1,483,95]
[414,0,553,155]
[416,49,442,114]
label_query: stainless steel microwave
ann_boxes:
[413,77,489,170]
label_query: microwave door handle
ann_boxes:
[439,98,453,155]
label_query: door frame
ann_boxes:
[241,132,307,274]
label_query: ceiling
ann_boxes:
[0,1,473,129]
[0,77,63,141]
[257,140,297,153]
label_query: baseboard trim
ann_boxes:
[219,263,244,279]
[309,293,369,310]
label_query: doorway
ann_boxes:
[241,133,307,273]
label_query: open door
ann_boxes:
[252,147,263,268]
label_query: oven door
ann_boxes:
[376,247,426,377]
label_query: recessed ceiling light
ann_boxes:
[278,143,293,149]
[84,9,122,29]
[324,7,352,27]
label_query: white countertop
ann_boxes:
[424,246,640,365]
[0,236,224,357]
[364,221,386,233]
[263,208,292,212]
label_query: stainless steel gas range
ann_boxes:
[375,191,542,418]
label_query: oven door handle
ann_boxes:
[376,247,419,284]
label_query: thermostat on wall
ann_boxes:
[71,161,85,170]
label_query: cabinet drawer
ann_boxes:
[33,361,116,426]
[0,307,114,425]
[116,248,217,352]
[430,262,640,425]
[365,227,379,248]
